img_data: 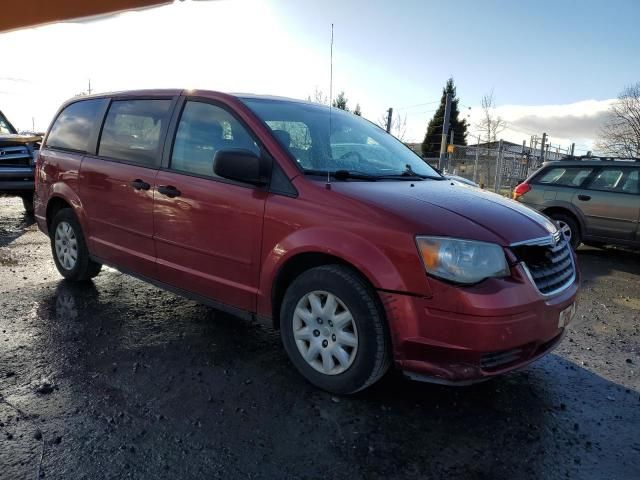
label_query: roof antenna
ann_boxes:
[326,23,334,189]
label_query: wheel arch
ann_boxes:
[45,183,87,233]
[270,252,378,329]
[541,205,584,236]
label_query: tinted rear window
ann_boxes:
[535,167,593,187]
[46,99,106,152]
[98,99,172,166]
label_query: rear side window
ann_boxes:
[588,168,638,193]
[535,167,593,187]
[46,99,106,152]
[170,101,259,178]
[622,170,639,194]
[98,99,172,166]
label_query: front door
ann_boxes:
[152,99,267,311]
[572,167,640,241]
[80,98,174,277]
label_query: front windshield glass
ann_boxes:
[241,98,441,179]
[0,112,17,135]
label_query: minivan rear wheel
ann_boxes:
[49,209,102,281]
[550,213,580,249]
[280,265,390,394]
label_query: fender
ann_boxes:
[256,226,432,318]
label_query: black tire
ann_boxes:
[49,208,102,281]
[280,265,390,394]
[549,212,581,250]
[21,193,34,214]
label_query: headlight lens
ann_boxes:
[415,236,510,284]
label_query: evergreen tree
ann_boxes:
[353,103,362,116]
[332,91,349,111]
[421,78,468,157]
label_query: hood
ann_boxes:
[0,133,42,145]
[331,179,557,246]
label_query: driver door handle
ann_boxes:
[578,194,591,201]
[157,185,181,198]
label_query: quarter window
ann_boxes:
[170,101,259,178]
[535,167,593,187]
[98,99,171,166]
[46,99,106,152]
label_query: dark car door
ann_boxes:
[79,97,175,278]
[152,98,267,312]
[572,166,640,241]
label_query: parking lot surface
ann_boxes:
[0,197,638,479]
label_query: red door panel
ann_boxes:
[79,156,158,277]
[153,171,267,311]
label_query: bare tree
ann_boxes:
[307,86,329,105]
[376,111,408,141]
[596,82,640,157]
[476,90,506,143]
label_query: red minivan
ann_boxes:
[34,90,578,394]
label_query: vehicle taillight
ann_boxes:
[513,182,531,200]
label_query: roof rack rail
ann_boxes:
[571,155,640,163]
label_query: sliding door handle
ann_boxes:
[157,185,181,198]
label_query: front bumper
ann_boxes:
[381,264,579,384]
[0,167,34,193]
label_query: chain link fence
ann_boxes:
[425,145,544,196]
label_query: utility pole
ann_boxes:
[385,108,393,133]
[473,135,480,183]
[438,91,452,170]
[87,79,93,95]
[570,143,575,157]
[540,132,547,163]
[494,139,503,193]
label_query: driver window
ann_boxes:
[171,101,259,178]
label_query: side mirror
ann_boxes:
[213,148,269,186]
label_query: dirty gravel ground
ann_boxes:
[0,197,638,480]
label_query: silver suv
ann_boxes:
[513,158,639,249]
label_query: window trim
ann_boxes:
[43,98,109,155]
[583,166,640,195]
[93,95,179,169]
[530,165,597,189]
[161,95,284,193]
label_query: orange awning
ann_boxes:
[1,0,171,33]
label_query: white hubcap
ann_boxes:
[54,221,78,270]
[292,291,358,375]
[557,220,572,240]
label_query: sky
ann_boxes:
[1,0,639,155]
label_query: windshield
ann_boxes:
[241,98,441,179]
[0,111,17,135]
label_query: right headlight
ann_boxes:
[415,236,510,284]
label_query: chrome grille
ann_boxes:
[512,234,576,296]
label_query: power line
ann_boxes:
[395,100,441,111]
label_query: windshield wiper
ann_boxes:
[303,169,380,181]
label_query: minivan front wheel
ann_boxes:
[49,209,102,281]
[280,265,390,394]
[550,213,580,249]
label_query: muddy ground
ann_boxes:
[0,197,638,479]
